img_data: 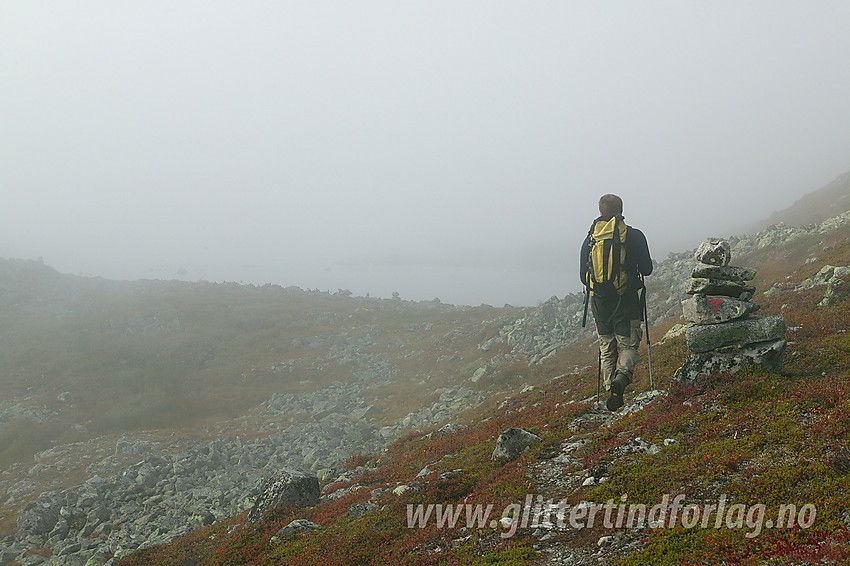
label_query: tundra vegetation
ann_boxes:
[2,206,850,564]
[114,224,850,565]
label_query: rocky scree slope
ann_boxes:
[1,270,520,565]
[3,210,850,565]
[109,210,850,565]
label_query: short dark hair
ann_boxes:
[598,194,623,218]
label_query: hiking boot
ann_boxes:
[606,374,629,412]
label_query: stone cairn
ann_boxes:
[674,238,786,380]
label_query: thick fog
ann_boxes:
[2,1,849,305]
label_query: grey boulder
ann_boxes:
[491,428,541,461]
[674,339,786,381]
[691,263,756,282]
[273,519,321,537]
[246,469,320,524]
[685,315,786,353]
[681,295,758,325]
[687,278,756,298]
[16,495,60,536]
[694,239,732,266]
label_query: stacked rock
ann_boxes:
[674,238,786,380]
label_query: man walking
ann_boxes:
[580,194,653,411]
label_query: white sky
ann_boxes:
[2,1,849,305]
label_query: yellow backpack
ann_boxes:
[586,216,629,297]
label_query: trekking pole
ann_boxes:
[645,300,654,389]
[597,348,601,404]
[641,280,654,389]
[585,284,600,403]
[581,285,590,328]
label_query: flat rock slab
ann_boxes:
[685,315,786,353]
[681,295,759,325]
[687,278,756,298]
[691,263,756,282]
[695,239,732,266]
[674,339,786,380]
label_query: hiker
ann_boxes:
[580,194,653,411]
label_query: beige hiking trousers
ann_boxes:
[598,319,643,391]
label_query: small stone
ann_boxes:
[57,391,75,403]
[348,405,382,421]
[661,323,687,343]
[392,485,416,496]
[428,423,466,438]
[348,502,377,519]
[58,541,82,555]
[471,366,493,383]
[694,239,732,266]
[370,488,390,503]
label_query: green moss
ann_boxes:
[615,529,701,565]
[467,541,536,565]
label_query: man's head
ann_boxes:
[598,194,623,219]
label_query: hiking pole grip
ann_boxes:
[581,286,590,328]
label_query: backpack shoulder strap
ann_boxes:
[585,219,600,287]
[610,216,622,279]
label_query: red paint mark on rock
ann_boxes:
[707,298,724,315]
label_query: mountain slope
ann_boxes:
[0,262,522,468]
[4,174,850,564]
[750,169,850,231]
[107,218,850,565]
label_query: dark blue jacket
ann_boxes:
[579,216,653,288]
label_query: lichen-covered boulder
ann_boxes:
[674,339,786,381]
[681,295,758,325]
[695,239,732,266]
[691,264,757,282]
[491,428,541,461]
[271,519,321,541]
[16,495,60,536]
[685,315,786,353]
[796,265,850,290]
[687,278,756,298]
[246,469,320,524]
